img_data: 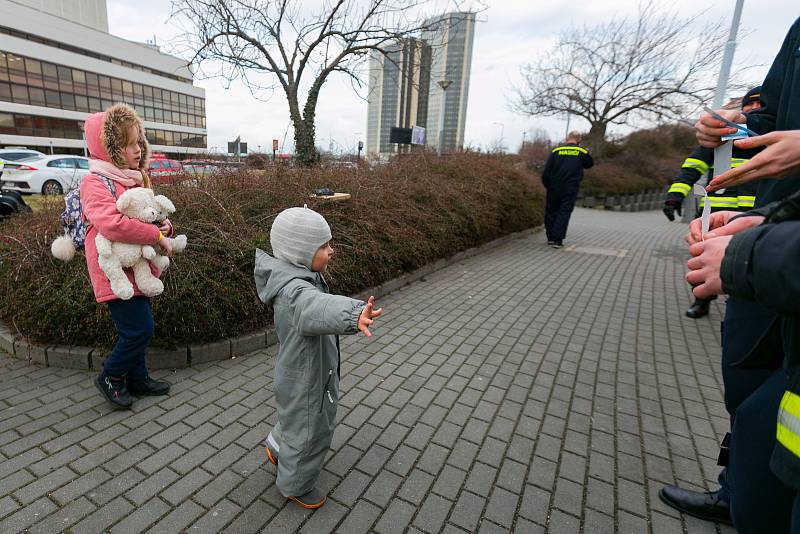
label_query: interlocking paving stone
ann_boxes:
[0,210,734,532]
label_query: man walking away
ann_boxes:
[541,131,594,248]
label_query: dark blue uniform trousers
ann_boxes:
[728,369,794,533]
[544,186,579,243]
[103,296,153,380]
[718,298,783,504]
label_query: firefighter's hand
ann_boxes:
[695,109,746,148]
[706,131,800,191]
[686,236,732,298]
[663,198,682,221]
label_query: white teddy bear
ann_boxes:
[95,188,187,300]
[148,195,188,272]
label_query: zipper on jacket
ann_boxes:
[320,369,333,413]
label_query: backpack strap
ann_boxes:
[92,172,117,199]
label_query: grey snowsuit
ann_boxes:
[254,249,365,497]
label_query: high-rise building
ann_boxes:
[0,0,207,159]
[365,38,430,157]
[365,12,475,157]
[422,12,476,153]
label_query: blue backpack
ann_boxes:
[59,173,117,251]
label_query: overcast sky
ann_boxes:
[107,1,797,154]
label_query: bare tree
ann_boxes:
[511,2,733,155]
[172,0,472,166]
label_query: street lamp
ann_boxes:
[437,79,451,155]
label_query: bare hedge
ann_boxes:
[0,152,543,348]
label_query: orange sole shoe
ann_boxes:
[265,446,278,466]
[288,494,327,509]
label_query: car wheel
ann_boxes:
[42,180,63,195]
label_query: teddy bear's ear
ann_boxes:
[154,195,175,214]
[116,191,132,212]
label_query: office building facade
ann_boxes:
[365,11,475,157]
[421,11,475,153]
[0,0,207,158]
[366,38,430,157]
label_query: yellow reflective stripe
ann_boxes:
[668,183,692,195]
[782,390,800,419]
[777,391,800,458]
[738,195,756,208]
[731,158,749,169]
[552,146,588,155]
[682,158,710,174]
[709,199,739,207]
[777,422,800,457]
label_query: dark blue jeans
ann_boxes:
[103,297,153,380]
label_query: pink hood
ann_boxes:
[84,111,112,163]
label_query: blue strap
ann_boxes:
[92,172,117,199]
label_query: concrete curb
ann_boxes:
[0,226,538,370]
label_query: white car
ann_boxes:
[0,148,46,162]
[1,155,91,195]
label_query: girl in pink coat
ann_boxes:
[80,103,174,409]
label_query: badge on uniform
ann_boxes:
[694,184,711,240]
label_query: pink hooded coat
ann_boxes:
[80,105,164,303]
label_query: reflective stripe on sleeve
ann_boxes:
[682,158,710,174]
[668,183,692,195]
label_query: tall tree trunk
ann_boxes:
[293,118,318,167]
[293,85,322,167]
[586,122,608,156]
[585,122,608,156]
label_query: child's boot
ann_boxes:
[95,371,132,409]
[289,488,327,509]
[265,432,279,465]
[127,375,170,396]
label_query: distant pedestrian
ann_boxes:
[254,206,383,509]
[541,131,594,248]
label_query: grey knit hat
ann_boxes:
[270,206,332,269]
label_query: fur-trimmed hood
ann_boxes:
[84,103,150,171]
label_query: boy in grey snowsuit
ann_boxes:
[254,206,383,509]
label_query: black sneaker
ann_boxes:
[95,372,132,409]
[127,376,170,396]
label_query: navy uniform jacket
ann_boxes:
[541,143,594,190]
[724,17,800,370]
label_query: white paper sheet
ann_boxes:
[694,184,710,241]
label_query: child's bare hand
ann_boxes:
[159,236,173,257]
[358,296,383,337]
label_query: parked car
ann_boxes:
[0,155,90,195]
[148,158,187,185]
[0,148,46,162]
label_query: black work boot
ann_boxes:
[95,372,132,409]
[659,485,732,525]
[686,298,710,318]
[127,376,170,396]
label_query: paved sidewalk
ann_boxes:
[1,208,736,534]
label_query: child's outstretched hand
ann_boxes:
[358,296,383,337]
